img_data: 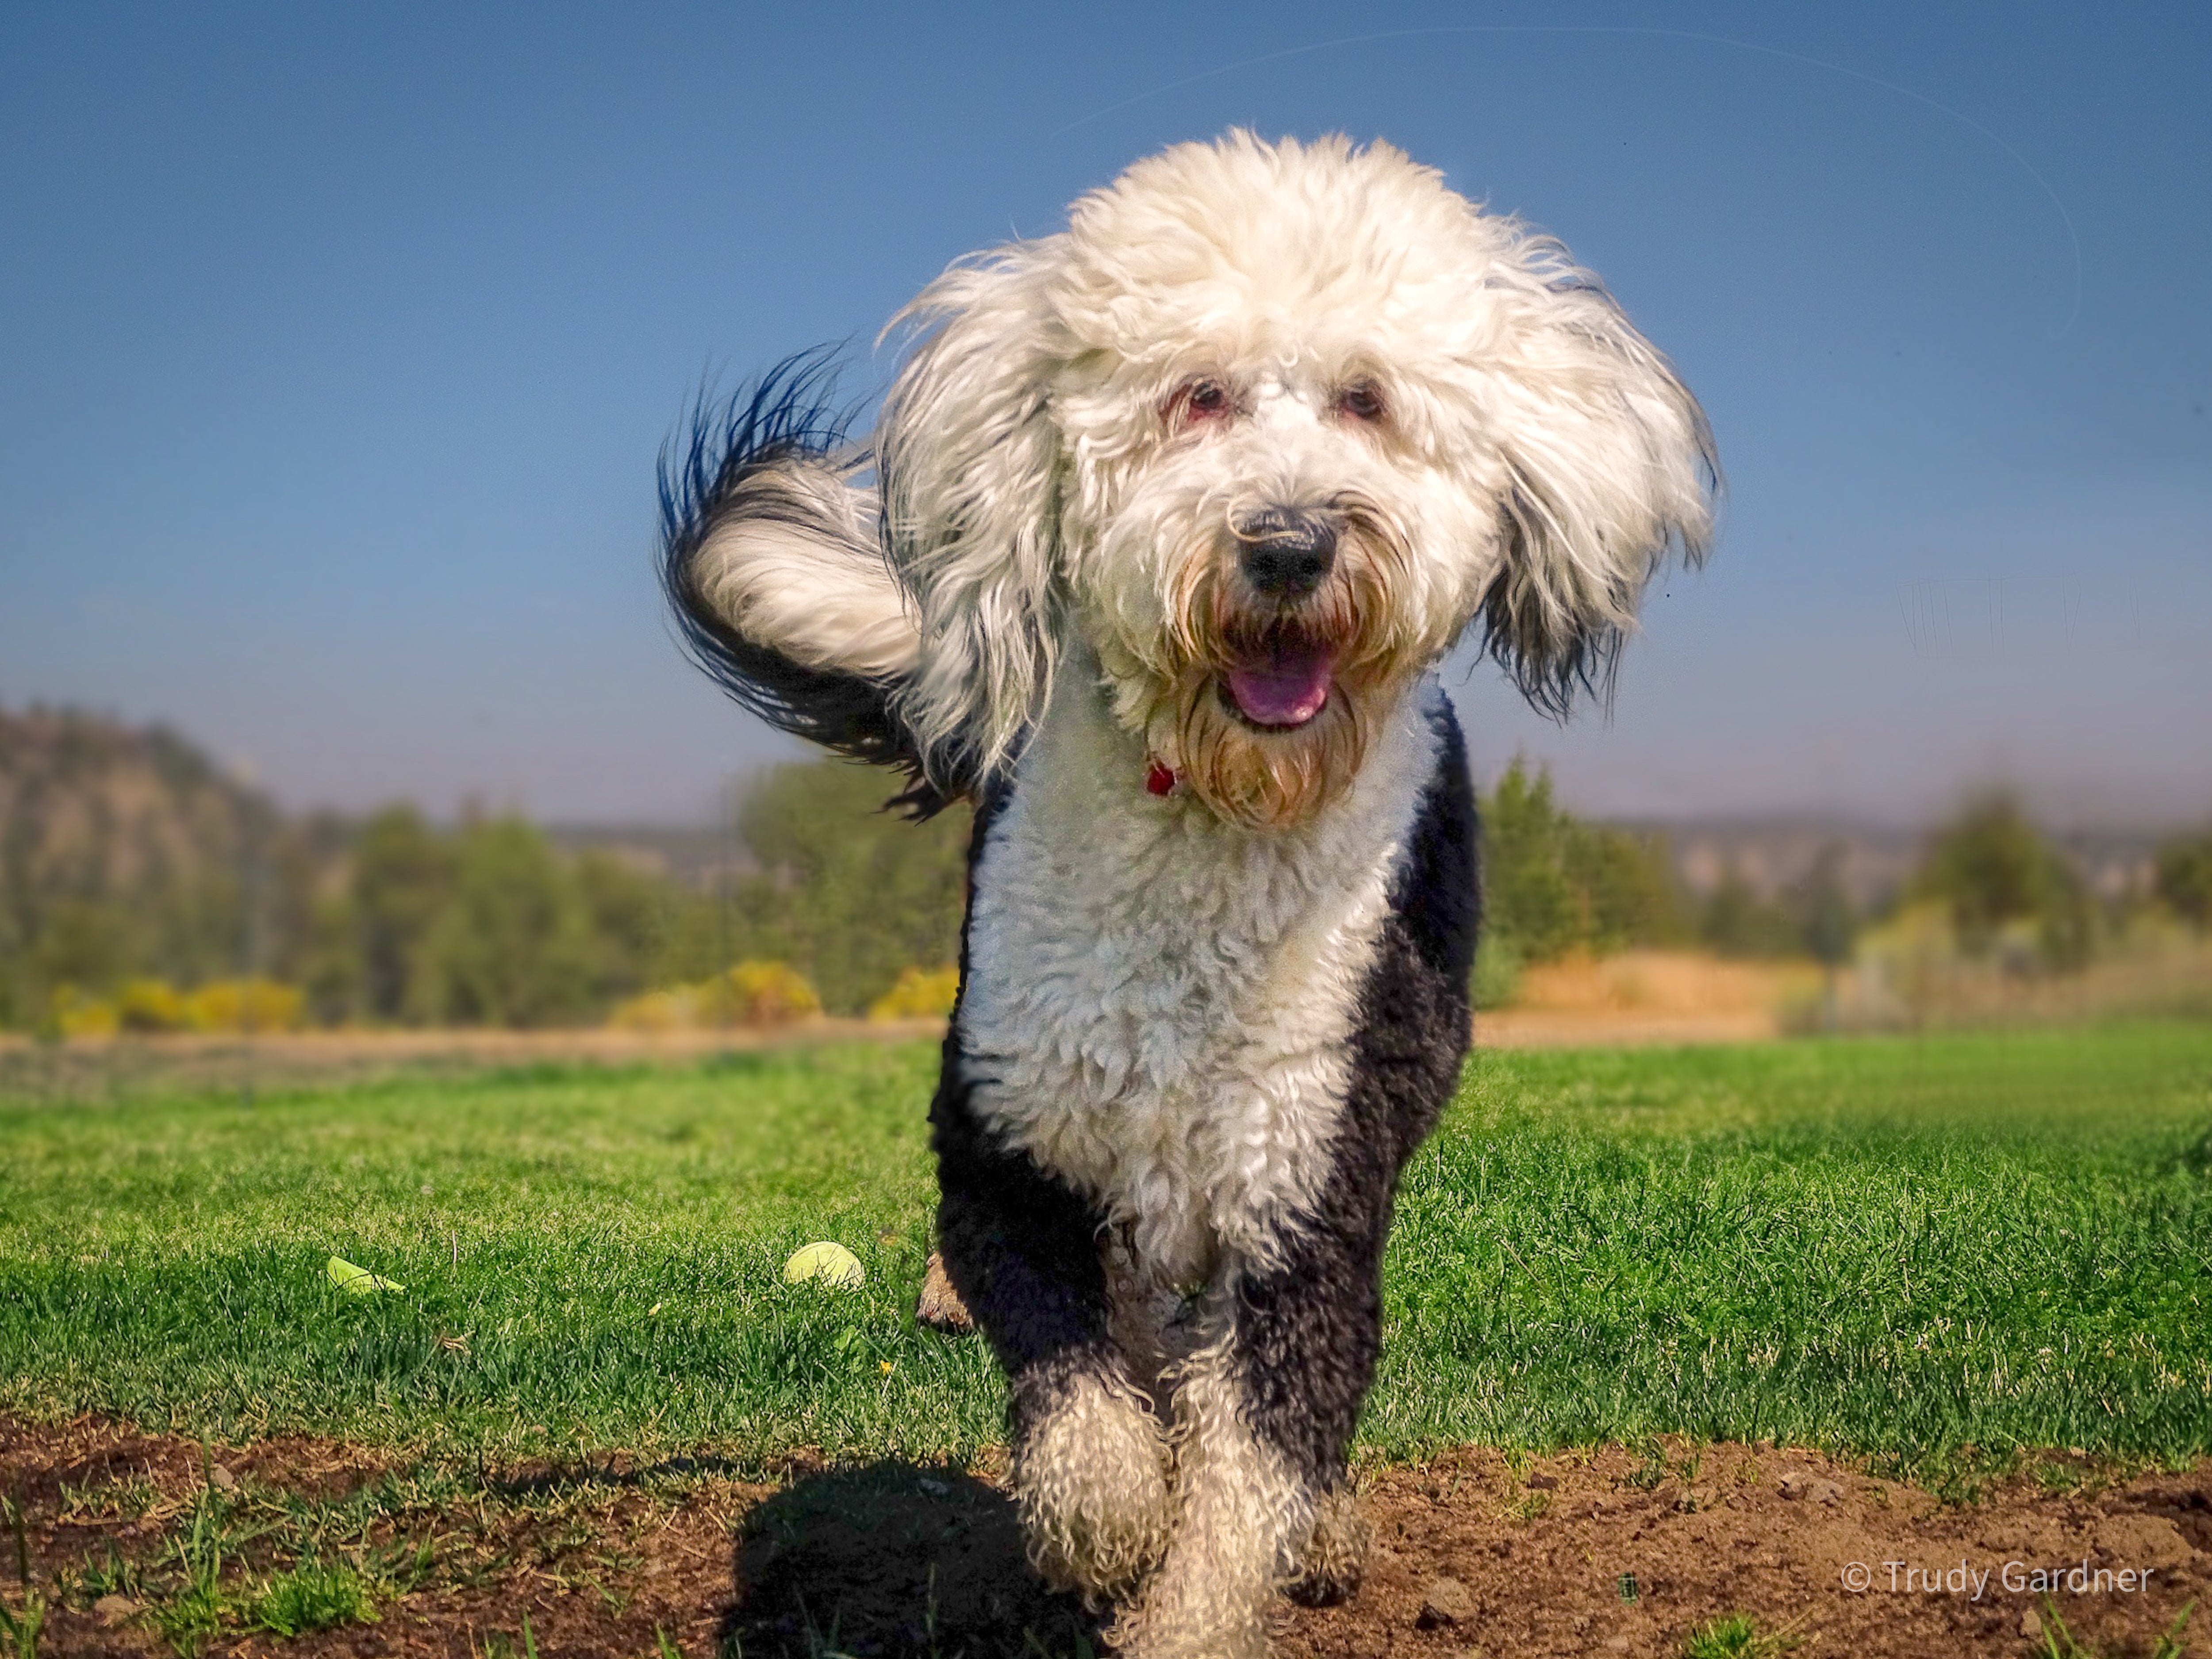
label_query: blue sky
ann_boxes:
[2,2,2206,826]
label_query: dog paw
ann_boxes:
[1105,1598,1273,1659]
[1284,1482,1370,1606]
[1014,1372,1171,1599]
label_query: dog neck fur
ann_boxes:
[956,642,1440,1283]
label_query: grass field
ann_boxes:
[4,1024,2211,1483]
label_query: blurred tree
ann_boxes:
[28,897,130,994]
[1480,757,1688,966]
[1572,823,1690,953]
[299,894,364,1026]
[1917,791,2047,950]
[349,805,454,1021]
[2037,860,2097,972]
[574,848,674,1002]
[1915,790,2091,967]
[1697,863,1798,958]
[413,818,599,1027]
[2155,829,2212,934]
[1791,842,1859,1029]
[728,762,971,1015]
[1480,760,1582,963]
[1795,843,1859,969]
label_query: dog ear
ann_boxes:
[876,244,1068,789]
[1475,232,1719,715]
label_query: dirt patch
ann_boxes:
[3,1419,2204,1657]
[1294,1444,2208,1657]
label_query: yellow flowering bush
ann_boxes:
[696,961,822,1027]
[50,986,119,1038]
[609,962,823,1031]
[184,977,306,1034]
[868,964,960,1021]
[116,977,191,1033]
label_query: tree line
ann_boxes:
[0,705,968,1031]
[4,705,2208,1033]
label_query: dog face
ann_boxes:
[869,133,1715,825]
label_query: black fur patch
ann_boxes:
[930,785,1129,1427]
[1234,696,1478,1490]
[659,350,952,817]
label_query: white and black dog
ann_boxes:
[662,132,1714,1657]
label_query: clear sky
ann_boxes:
[3,2,2206,828]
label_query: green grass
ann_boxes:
[3,1025,2210,1477]
[1679,1611,1801,1657]
[2033,1596,2195,1659]
[247,1556,380,1637]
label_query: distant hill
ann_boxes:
[0,706,340,1021]
[1637,816,2162,910]
[1,705,265,893]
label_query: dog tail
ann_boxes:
[659,351,950,815]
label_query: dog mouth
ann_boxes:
[1218,629,1338,729]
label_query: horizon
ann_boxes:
[3,3,2207,827]
[5,693,2197,843]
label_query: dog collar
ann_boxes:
[1144,759,1177,796]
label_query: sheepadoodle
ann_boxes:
[661,131,1715,1657]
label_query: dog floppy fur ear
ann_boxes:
[1474,231,1719,715]
[877,244,1070,789]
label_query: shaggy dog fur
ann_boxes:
[661,132,1715,1657]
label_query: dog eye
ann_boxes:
[1170,379,1233,428]
[1334,380,1387,424]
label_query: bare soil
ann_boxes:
[4,1418,2205,1658]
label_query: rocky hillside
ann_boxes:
[0,707,339,1021]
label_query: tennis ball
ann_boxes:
[782,1241,864,1289]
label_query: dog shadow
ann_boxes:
[718,1460,1106,1658]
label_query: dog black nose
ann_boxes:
[1236,508,1337,598]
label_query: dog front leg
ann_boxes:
[931,1086,1171,1600]
[1113,1218,1384,1658]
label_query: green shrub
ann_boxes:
[1916,791,2094,968]
[1470,933,1522,1009]
[2154,828,2212,934]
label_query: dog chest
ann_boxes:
[953,684,1433,1277]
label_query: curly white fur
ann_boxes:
[958,654,1436,1280]
[1014,1366,1174,1602]
[1112,1326,1310,1659]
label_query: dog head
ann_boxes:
[877,132,1715,827]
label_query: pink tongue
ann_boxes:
[1225,645,1335,727]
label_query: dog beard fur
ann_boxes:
[1143,672,1375,830]
[1109,509,1421,830]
